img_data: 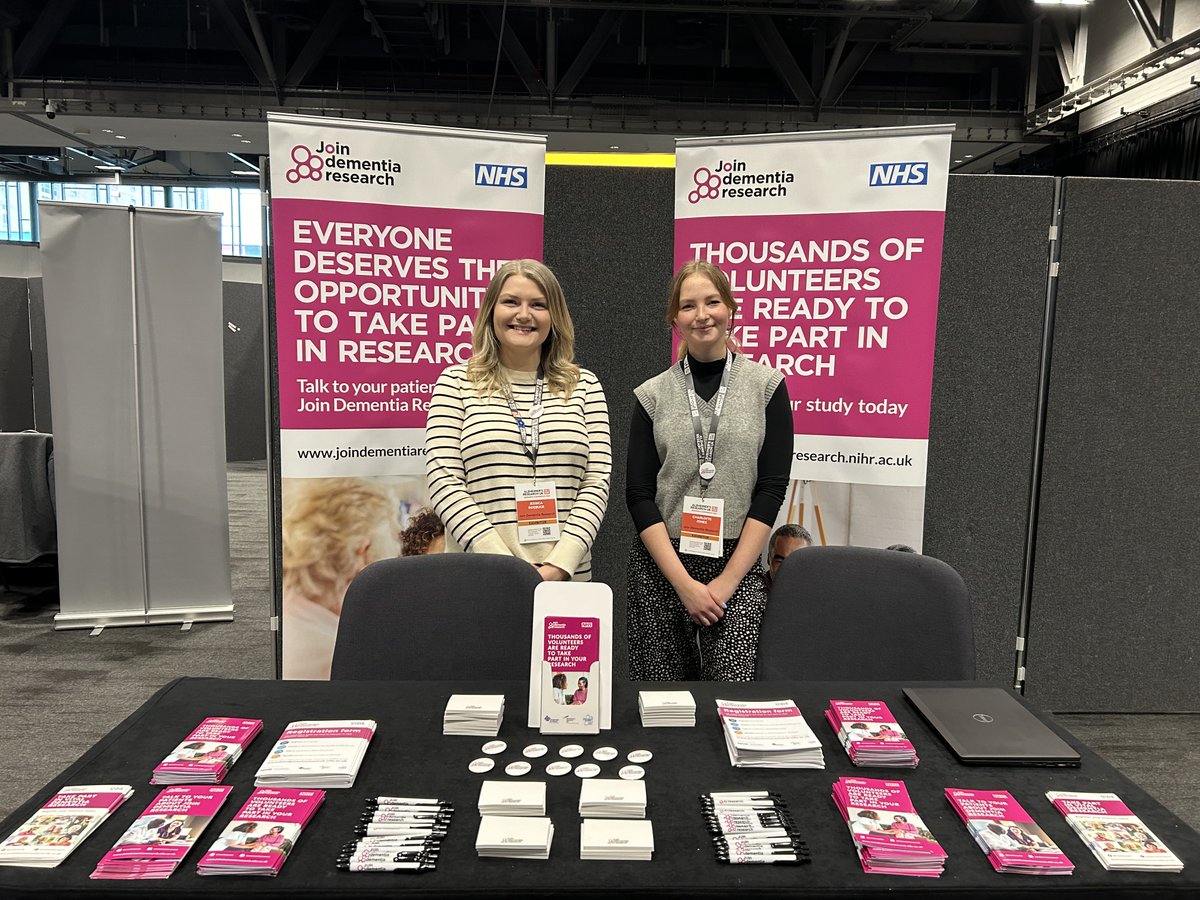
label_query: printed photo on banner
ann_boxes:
[279,474,434,680]
[675,126,952,553]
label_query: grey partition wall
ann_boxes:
[924,175,1056,683]
[39,203,234,629]
[0,276,34,431]
[1024,178,1200,712]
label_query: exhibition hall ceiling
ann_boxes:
[0,0,1076,180]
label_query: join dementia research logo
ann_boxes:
[285,140,403,186]
[688,158,795,204]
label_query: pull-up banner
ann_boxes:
[268,114,545,678]
[269,113,546,475]
[675,126,952,546]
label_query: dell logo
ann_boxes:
[475,164,528,188]
[868,162,929,186]
[972,713,995,724]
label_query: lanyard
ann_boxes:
[681,350,732,494]
[502,372,545,465]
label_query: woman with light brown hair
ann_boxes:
[625,260,791,681]
[425,259,610,581]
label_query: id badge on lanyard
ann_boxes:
[516,483,560,544]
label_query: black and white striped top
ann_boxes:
[425,364,611,580]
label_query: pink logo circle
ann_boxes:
[285,145,324,184]
[688,167,721,204]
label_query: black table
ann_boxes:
[1,678,1197,898]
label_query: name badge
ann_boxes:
[515,483,561,544]
[680,496,724,558]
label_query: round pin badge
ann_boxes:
[545,761,572,777]
[592,746,618,761]
[627,749,653,764]
[527,404,544,419]
[481,740,507,755]
[618,765,646,781]
[505,761,532,777]
[468,757,496,774]
[558,744,584,759]
[699,461,717,480]
[574,763,601,778]
[523,743,549,759]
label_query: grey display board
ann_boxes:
[1024,178,1200,712]
[0,276,34,431]
[223,281,268,461]
[39,203,234,629]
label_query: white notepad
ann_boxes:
[476,815,555,859]
[580,819,655,861]
[578,779,647,819]
[477,780,547,817]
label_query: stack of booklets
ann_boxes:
[832,777,946,877]
[442,695,505,737]
[580,819,654,860]
[578,779,647,818]
[638,690,696,727]
[196,787,325,876]
[338,798,451,872]
[703,790,810,866]
[715,699,824,768]
[824,700,918,768]
[1046,790,1183,872]
[945,788,1073,875]
[254,719,376,788]
[0,784,134,868]
[477,781,547,817]
[90,785,232,880]
[475,816,554,859]
[152,717,263,784]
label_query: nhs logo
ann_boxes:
[474,163,528,188]
[868,161,929,186]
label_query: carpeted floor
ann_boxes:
[1,461,1197,833]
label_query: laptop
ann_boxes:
[903,686,1081,767]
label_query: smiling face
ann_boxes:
[674,273,731,361]
[492,273,551,369]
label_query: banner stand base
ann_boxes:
[54,604,236,631]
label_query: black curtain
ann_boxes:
[1062,110,1200,180]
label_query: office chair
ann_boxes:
[330,553,543,680]
[755,545,976,680]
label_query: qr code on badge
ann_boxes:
[702,541,712,551]
[539,526,552,537]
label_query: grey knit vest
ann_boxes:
[634,354,783,540]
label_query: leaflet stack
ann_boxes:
[477,781,547,817]
[91,786,232,880]
[580,820,655,861]
[475,816,554,860]
[0,785,133,869]
[824,700,918,768]
[1046,790,1183,873]
[197,787,324,876]
[716,699,824,769]
[832,777,946,877]
[945,788,1073,875]
[254,720,376,789]
[578,779,647,819]
[152,717,263,785]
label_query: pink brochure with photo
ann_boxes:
[91,785,233,877]
[833,777,946,860]
[826,700,916,753]
[153,717,263,783]
[197,788,325,875]
[538,615,601,734]
[946,788,1072,873]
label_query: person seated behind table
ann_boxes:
[767,523,813,584]
[400,507,446,556]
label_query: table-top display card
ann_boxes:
[527,583,612,733]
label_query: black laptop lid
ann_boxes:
[903,686,1081,767]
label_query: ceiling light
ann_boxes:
[240,139,252,144]
[101,128,114,134]
[114,134,127,140]
[231,169,259,176]
[231,132,243,138]
[964,154,974,159]
[94,164,124,171]
[953,159,963,164]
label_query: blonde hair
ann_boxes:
[666,260,740,360]
[466,259,580,398]
[282,477,398,608]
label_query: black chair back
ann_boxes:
[756,545,975,680]
[331,553,543,680]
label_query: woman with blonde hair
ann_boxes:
[625,260,791,681]
[281,476,401,679]
[426,259,610,581]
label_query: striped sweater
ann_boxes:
[425,364,611,580]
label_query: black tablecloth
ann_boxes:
[1,677,1197,898]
